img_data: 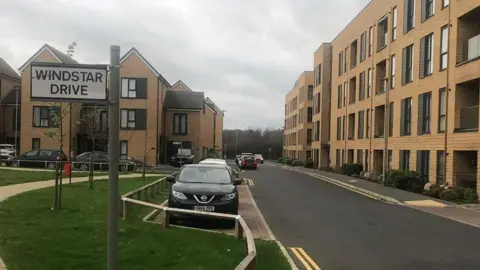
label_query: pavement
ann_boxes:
[243,163,480,270]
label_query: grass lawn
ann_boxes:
[0,170,110,187]
[0,177,289,270]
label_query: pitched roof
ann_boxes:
[204,97,223,114]
[120,47,170,87]
[18,44,78,72]
[2,86,21,104]
[0,57,20,80]
[164,91,205,110]
[169,80,193,92]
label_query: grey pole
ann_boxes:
[107,45,121,270]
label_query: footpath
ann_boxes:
[267,162,480,229]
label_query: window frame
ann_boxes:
[440,25,449,71]
[121,78,137,98]
[392,6,398,41]
[120,109,137,129]
[423,33,434,77]
[173,113,188,136]
[377,15,389,51]
[390,54,396,89]
[438,88,447,133]
[32,106,56,128]
[405,44,414,84]
[442,0,449,8]
[425,0,435,19]
[422,92,432,134]
[400,150,411,170]
[367,68,372,97]
[368,26,374,56]
[436,150,445,184]
[406,0,415,32]
[32,138,41,150]
[389,102,394,137]
[120,140,128,158]
[403,97,412,135]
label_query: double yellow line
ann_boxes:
[244,178,255,186]
[290,247,321,270]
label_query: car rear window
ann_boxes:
[244,156,255,161]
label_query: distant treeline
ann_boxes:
[223,128,283,159]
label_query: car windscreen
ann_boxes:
[177,167,231,184]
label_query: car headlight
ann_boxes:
[172,190,187,200]
[221,193,236,201]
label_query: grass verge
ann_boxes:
[0,177,289,269]
[0,170,110,187]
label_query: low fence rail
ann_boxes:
[120,174,257,270]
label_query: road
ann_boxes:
[241,163,480,270]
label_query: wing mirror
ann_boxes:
[234,178,243,185]
[166,175,175,183]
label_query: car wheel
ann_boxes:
[47,162,57,169]
[79,164,89,171]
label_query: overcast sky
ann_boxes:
[1,0,369,129]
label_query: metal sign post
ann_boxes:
[107,45,121,270]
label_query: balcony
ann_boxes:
[348,113,355,140]
[454,78,479,132]
[374,105,385,138]
[375,60,387,95]
[456,7,480,65]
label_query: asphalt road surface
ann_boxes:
[242,164,480,270]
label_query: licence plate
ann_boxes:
[194,206,215,212]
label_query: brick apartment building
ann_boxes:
[0,58,21,147]
[13,44,223,165]
[284,0,480,193]
[283,71,314,161]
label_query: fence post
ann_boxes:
[235,217,243,240]
[163,209,170,228]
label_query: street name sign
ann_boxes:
[30,62,108,102]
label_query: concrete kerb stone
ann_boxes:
[272,163,403,206]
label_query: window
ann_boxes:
[32,138,40,150]
[400,97,412,136]
[377,16,389,50]
[369,26,374,56]
[307,107,313,123]
[120,141,128,158]
[358,110,365,139]
[173,113,188,135]
[13,107,20,131]
[365,150,369,171]
[367,68,372,97]
[315,64,322,86]
[315,93,321,114]
[94,110,108,132]
[389,102,394,137]
[392,7,398,41]
[417,150,430,183]
[420,33,434,78]
[307,85,314,100]
[366,109,370,138]
[360,31,367,62]
[359,71,365,101]
[33,106,59,127]
[440,25,449,70]
[357,150,363,165]
[438,88,446,132]
[388,150,393,170]
[422,0,435,22]
[442,0,449,8]
[121,78,147,98]
[390,55,396,89]
[402,44,414,84]
[399,150,411,170]
[436,151,445,184]
[404,0,415,33]
[344,48,348,73]
[315,121,320,141]
[336,149,341,167]
[350,40,358,69]
[336,117,342,140]
[307,129,312,145]
[418,92,432,135]
[120,109,146,130]
[338,51,344,76]
[337,85,343,108]
[342,116,346,140]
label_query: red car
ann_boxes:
[239,154,257,170]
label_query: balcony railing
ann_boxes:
[456,105,479,132]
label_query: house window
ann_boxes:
[32,138,40,150]
[368,26,374,56]
[390,55,396,89]
[399,150,410,170]
[366,109,370,138]
[121,109,136,129]
[33,106,58,127]
[402,44,414,84]
[359,71,365,101]
[367,68,372,97]
[438,88,446,132]
[337,85,343,108]
[338,51,344,76]
[307,107,313,123]
[392,6,398,41]
[418,91,432,135]
[417,150,430,183]
[440,25,449,71]
[336,149,341,167]
[307,85,313,100]
[442,0,449,8]
[420,33,434,78]
[436,151,445,184]
[360,31,367,62]
[357,150,363,165]
[94,110,108,132]
[422,0,435,22]
[173,113,188,135]
[377,16,389,50]
[401,97,412,136]
[13,107,21,131]
[120,109,147,130]
[389,102,394,137]
[358,110,364,139]
[121,78,147,98]
[315,93,321,114]
[120,140,128,158]
[404,0,415,33]
[336,117,342,140]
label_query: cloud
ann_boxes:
[0,0,370,129]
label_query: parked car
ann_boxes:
[238,154,258,170]
[170,153,194,167]
[0,144,16,161]
[199,158,238,176]
[255,154,264,164]
[72,151,136,171]
[5,149,67,169]
[166,164,243,225]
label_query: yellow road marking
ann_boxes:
[290,248,313,270]
[296,248,321,270]
[404,199,446,207]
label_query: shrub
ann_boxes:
[277,157,285,163]
[439,189,460,201]
[341,164,364,176]
[423,184,444,198]
[285,159,293,165]
[292,160,304,167]
[386,170,423,193]
[463,188,479,203]
[304,158,314,168]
